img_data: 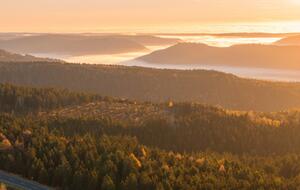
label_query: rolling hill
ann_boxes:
[0,34,147,55]
[1,61,300,111]
[2,84,300,189]
[137,42,300,70]
[2,83,300,155]
[274,35,300,46]
[0,49,61,62]
[0,34,180,56]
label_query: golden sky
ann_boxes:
[1,0,300,32]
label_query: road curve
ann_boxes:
[0,170,53,190]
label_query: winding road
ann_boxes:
[0,170,52,190]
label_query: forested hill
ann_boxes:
[41,98,300,155]
[4,83,300,155]
[3,114,300,190]
[1,61,300,111]
[3,85,300,189]
[0,83,103,114]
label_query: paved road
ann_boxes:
[0,170,52,190]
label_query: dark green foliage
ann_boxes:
[2,84,300,189]
[0,83,103,114]
[42,102,300,155]
[2,114,300,190]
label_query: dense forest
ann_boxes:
[1,61,300,111]
[2,114,300,189]
[0,84,103,114]
[40,99,300,155]
[2,84,300,189]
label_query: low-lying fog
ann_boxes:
[124,61,300,82]
[33,35,281,64]
[31,35,300,82]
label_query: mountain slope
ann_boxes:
[274,35,300,46]
[0,49,61,62]
[2,85,300,189]
[0,34,148,55]
[137,43,300,70]
[0,34,180,56]
[106,34,181,46]
[0,83,103,114]
[1,62,300,111]
[2,114,297,190]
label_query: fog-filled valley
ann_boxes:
[1,33,300,82]
[2,31,300,189]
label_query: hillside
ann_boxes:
[2,84,300,189]
[274,35,300,46]
[3,83,300,155]
[2,85,300,189]
[1,62,300,111]
[109,34,181,46]
[0,83,292,155]
[0,49,61,62]
[0,34,180,56]
[41,97,300,155]
[0,83,103,114]
[137,43,300,70]
[2,114,299,190]
[43,100,166,125]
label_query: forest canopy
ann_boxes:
[2,84,300,189]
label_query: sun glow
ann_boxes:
[1,0,300,33]
[290,0,300,4]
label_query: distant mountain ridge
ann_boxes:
[137,42,300,70]
[0,49,62,62]
[0,34,180,56]
[274,35,300,46]
[153,32,300,38]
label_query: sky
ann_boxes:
[1,0,300,32]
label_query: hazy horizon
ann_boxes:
[2,0,300,33]
[1,0,300,81]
